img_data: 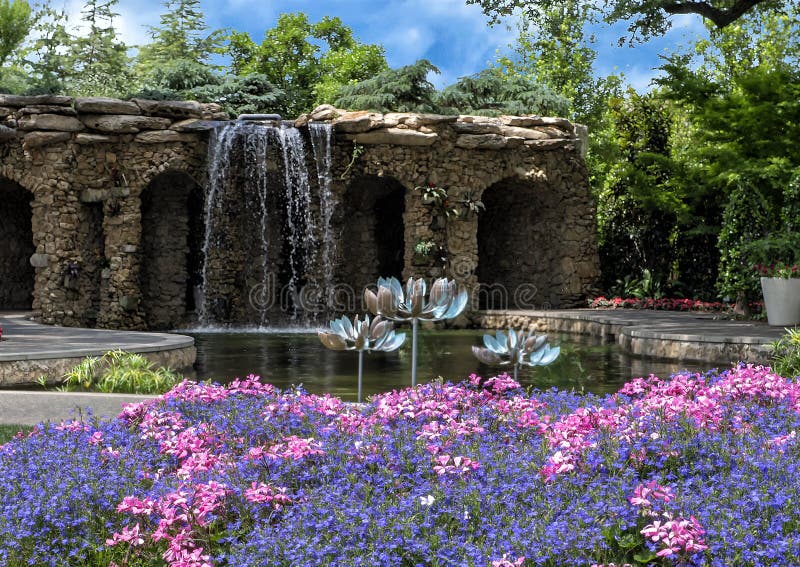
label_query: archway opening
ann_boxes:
[339,176,406,292]
[0,179,34,310]
[477,178,549,310]
[140,171,204,330]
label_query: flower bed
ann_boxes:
[589,296,764,313]
[1,366,800,566]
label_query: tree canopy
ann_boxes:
[466,0,786,41]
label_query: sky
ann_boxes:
[62,0,710,91]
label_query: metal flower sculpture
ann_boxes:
[318,314,406,402]
[364,277,468,387]
[471,329,560,381]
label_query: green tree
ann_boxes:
[229,13,387,117]
[0,0,31,68]
[69,0,130,96]
[23,3,72,93]
[334,59,440,113]
[467,0,784,42]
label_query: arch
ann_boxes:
[140,170,205,330]
[0,179,34,310]
[338,175,406,291]
[476,177,557,310]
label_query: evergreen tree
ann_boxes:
[334,59,440,113]
[69,0,129,97]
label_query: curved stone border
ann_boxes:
[0,314,195,387]
[479,309,785,366]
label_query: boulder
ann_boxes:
[17,105,78,116]
[81,114,171,133]
[0,125,18,141]
[333,111,382,133]
[309,104,341,121]
[75,97,140,115]
[74,133,118,144]
[405,114,457,127]
[523,139,572,150]
[170,119,227,132]
[499,125,550,140]
[29,253,49,268]
[23,131,71,148]
[134,130,200,143]
[351,128,438,146]
[453,121,502,135]
[0,94,72,107]
[133,98,204,119]
[18,114,84,132]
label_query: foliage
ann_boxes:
[20,3,72,93]
[68,0,130,97]
[189,73,285,117]
[467,0,782,42]
[0,0,31,68]
[59,350,182,394]
[0,425,30,445]
[436,68,569,117]
[228,13,387,117]
[334,59,440,113]
[2,366,800,564]
[770,327,800,378]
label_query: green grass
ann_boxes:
[0,424,33,444]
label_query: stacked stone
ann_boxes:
[298,104,587,156]
[0,95,228,149]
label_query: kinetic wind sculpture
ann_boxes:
[318,314,406,402]
[472,329,560,380]
[364,277,468,387]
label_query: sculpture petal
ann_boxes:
[471,345,502,365]
[318,331,348,351]
[377,286,397,317]
[364,288,378,316]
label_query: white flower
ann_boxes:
[419,494,435,506]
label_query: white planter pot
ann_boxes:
[761,277,800,326]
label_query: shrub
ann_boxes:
[59,350,181,394]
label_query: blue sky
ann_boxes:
[65,0,709,91]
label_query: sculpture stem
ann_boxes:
[358,350,364,403]
[514,364,518,382]
[411,318,418,387]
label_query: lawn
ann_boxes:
[1,365,798,566]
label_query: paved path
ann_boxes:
[0,391,154,426]
[0,312,193,361]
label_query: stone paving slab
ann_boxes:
[0,312,194,361]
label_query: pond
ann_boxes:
[187,329,711,400]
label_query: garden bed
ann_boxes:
[589,296,763,314]
[1,365,798,566]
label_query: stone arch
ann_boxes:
[476,176,557,310]
[337,175,406,291]
[139,170,205,330]
[0,179,35,309]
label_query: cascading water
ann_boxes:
[309,122,336,311]
[199,121,333,328]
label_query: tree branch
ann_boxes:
[661,0,770,28]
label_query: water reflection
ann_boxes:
[187,330,711,401]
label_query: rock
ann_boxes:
[75,97,140,115]
[333,111,382,133]
[351,128,438,146]
[81,114,171,133]
[200,103,226,120]
[500,115,573,132]
[574,123,588,157]
[122,245,137,253]
[170,119,227,132]
[0,106,15,116]
[29,253,49,268]
[0,94,72,107]
[23,131,71,148]
[118,295,139,311]
[134,130,200,143]
[0,125,18,141]
[406,114,458,127]
[455,134,508,150]
[133,98,204,119]
[294,114,309,128]
[453,121,502,135]
[18,114,85,132]
[499,125,550,140]
[523,139,572,150]
[74,133,118,144]
[309,104,341,121]
[79,189,106,203]
[18,105,78,116]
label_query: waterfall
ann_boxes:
[276,126,317,321]
[199,121,330,328]
[309,122,336,311]
[200,122,271,327]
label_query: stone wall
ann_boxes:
[0,95,600,329]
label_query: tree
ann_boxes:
[228,13,387,117]
[0,0,31,68]
[334,59,440,113]
[22,3,72,93]
[467,0,785,42]
[69,0,129,96]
